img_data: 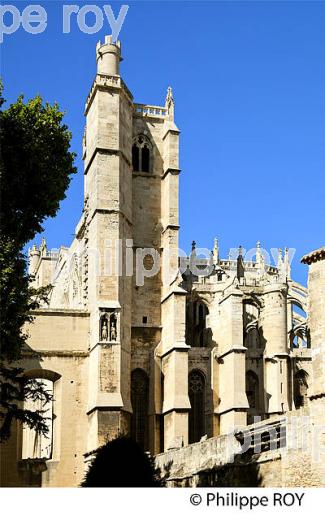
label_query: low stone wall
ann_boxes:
[155,411,324,487]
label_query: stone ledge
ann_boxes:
[23,349,88,358]
[301,246,325,264]
[217,345,247,360]
[31,309,90,317]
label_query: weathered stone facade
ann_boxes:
[1,38,324,487]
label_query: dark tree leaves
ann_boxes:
[0,93,76,245]
[0,86,76,441]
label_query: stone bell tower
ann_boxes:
[83,36,134,451]
[82,36,189,454]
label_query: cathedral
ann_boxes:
[1,37,324,487]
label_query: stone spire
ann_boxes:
[165,86,174,120]
[237,245,245,280]
[40,237,47,256]
[277,248,286,280]
[284,247,291,280]
[256,240,265,272]
[256,240,261,263]
[213,237,220,264]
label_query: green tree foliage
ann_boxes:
[0,85,76,441]
[1,91,76,244]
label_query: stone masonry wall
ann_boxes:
[155,411,324,487]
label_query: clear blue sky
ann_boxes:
[2,1,325,285]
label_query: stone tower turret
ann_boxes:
[28,244,40,275]
[96,35,122,75]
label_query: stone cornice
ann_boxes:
[162,167,181,180]
[217,345,247,361]
[162,406,191,415]
[131,325,162,331]
[23,350,88,358]
[161,224,180,234]
[160,342,190,359]
[309,393,325,400]
[161,286,187,305]
[132,172,160,179]
[31,309,89,317]
[84,73,133,116]
[88,207,133,228]
[87,392,129,414]
[84,146,131,176]
[217,406,249,415]
[301,246,325,265]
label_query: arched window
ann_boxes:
[142,144,150,172]
[246,371,259,424]
[132,135,152,173]
[131,369,149,450]
[22,378,54,460]
[198,303,208,347]
[188,370,206,444]
[186,300,209,348]
[243,301,260,349]
[132,143,139,171]
[294,369,308,409]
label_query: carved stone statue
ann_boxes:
[101,319,108,341]
[110,320,117,341]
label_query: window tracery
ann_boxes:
[132,135,152,173]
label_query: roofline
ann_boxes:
[301,246,325,265]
